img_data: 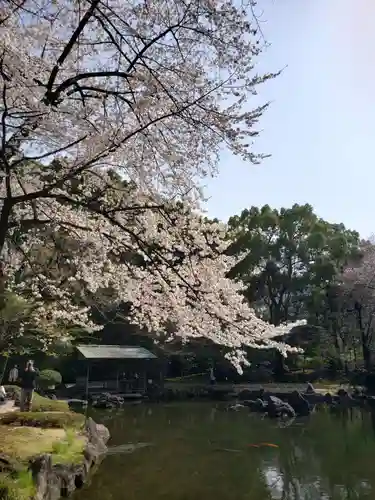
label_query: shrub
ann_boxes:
[36,370,62,389]
[302,356,325,371]
[51,429,86,464]
[3,386,20,400]
[32,393,69,412]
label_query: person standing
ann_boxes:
[209,366,216,385]
[0,385,6,404]
[8,365,19,384]
[19,360,38,412]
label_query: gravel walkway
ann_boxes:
[0,400,16,414]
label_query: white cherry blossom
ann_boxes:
[0,0,299,365]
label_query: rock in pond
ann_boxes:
[265,395,296,419]
[336,389,356,407]
[227,403,247,412]
[67,399,88,410]
[288,391,312,416]
[243,399,268,412]
[305,383,316,394]
[91,393,124,409]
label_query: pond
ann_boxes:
[77,403,375,500]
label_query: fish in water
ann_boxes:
[106,443,153,455]
[215,448,242,453]
[248,443,279,449]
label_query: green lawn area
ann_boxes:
[0,409,85,428]
[0,424,86,500]
[0,390,86,500]
[0,425,85,464]
[4,385,70,412]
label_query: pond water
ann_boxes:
[77,403,375,500]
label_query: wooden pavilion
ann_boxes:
[75,344,159,396]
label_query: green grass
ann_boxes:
[0,387,87,500]
[0,413,86,500]
[0,411,84,429]
[0,427,85,499]
[4,385,69,412]
[0,470,35,500]
[0,424,86,463]
[51,428,86,465]
[30,393,69,412]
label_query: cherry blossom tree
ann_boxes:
[0,0,301,366]
[341,241,375,371]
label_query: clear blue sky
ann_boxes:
[204,0,375,238]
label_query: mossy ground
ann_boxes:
[0,391,86,500]
[0,411,84,429]
[0,426,85,464]
[0,470,35,500]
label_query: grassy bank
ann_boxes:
[3,385,69,412]
[0,389,86,500]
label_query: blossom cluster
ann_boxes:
[0,0,299,365]
[1,165,301,362]
[0,0,272,200]
[341,242,375,303]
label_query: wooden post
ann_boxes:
[0,355,8,385]
[85,363,90,402]
[83,362,90,422]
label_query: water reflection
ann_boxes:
[77,404,375,500]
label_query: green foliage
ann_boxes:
[0,470,35,500]
[227,204,360,329]
[51,429,85,464]
[0,291,78,359]
[0,293,33,355]
[0,416,84,499]
[37,369,62,389]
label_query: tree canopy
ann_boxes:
[0,0,304,368]
[227,204,361,327]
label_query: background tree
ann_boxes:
[227,204,360,376]
[339,242,375,372]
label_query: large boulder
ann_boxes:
[365,372,375,395]
[244,399,268,412]
[238,388,264,401]
[85,417,109,454]
[67,399,88,411]
[30,455,61,500]
[305,383,316,394]
[265,395,296,419]
[337,389,355,407]
[288,391,312,416]
[91,393,124,409]
[0,454,22,474]
[324,393,334,405]
[227,403,246,412]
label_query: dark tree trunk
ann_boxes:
[355,302,372,372]
[362,334,372,372]
[0,198,12,309]
[273,351,289,381]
